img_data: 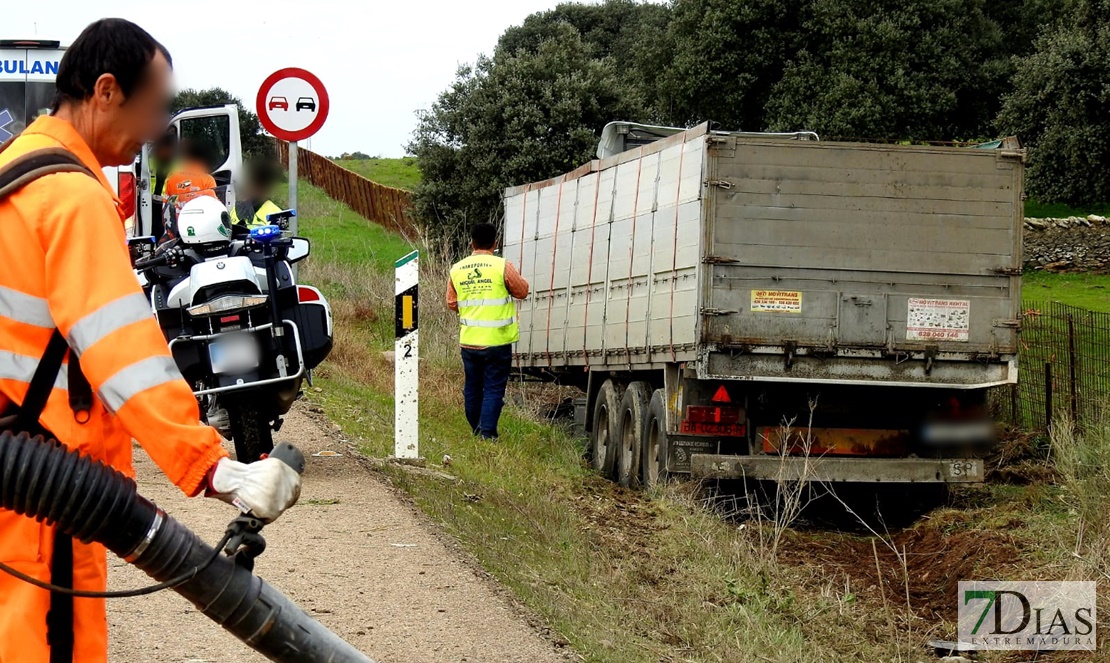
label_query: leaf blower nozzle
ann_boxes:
[0,430,374,663]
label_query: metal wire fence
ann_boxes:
[992,301,1110,431]
[276,141,418,239]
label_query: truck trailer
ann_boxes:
[504,122,1024,489]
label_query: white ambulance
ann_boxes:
[0,38,242,236]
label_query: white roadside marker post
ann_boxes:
[394,250,421,462]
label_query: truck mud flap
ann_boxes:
[690,455,982,483]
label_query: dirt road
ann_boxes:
[107,403,570,663]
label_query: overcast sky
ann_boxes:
[4,0,582,157]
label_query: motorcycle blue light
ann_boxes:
[249,224,282,244]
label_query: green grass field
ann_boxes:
[332,157,421,191]
[1023,271,1110,312]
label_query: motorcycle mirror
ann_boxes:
[287,237,311,264]
[128,236,157,266]
[265,209,296,231]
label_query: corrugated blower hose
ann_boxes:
[0,429,374,663]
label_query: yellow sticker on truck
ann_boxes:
[907,298,970,341]
[750,290,802,313]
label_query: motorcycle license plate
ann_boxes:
[208,335,261,374]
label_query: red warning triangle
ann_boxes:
[711,385,731,404]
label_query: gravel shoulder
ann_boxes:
[107,403,571,663]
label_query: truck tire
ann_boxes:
[641,388,670,488]
[615,382,651,488]
[227,399,275,464]
[590,379,623,478]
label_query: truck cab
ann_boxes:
[0,38,242,237]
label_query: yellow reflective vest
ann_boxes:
[231,199,283,228]
[450,254,518,347]
[149,156,180,196]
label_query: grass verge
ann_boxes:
[287,182,1107,662]
[331,157,421,191]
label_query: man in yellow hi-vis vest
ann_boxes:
[231,159,284,229]
[148,127,178,237]
[447,223,530,439]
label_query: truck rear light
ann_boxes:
[685,405,741,425]
[297,286,321,303]
[118,171,136,220]
[711,384,731,403]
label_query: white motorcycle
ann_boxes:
[131,197,333,462]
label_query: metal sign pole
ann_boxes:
[394,250,420,461]
[288,140,299,236]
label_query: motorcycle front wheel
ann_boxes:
[226,398,275,464]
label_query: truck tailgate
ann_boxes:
[702,138,1023,384]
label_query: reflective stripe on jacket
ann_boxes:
[449,254,518,347]
[0,116,228,663]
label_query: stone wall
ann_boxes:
[1023,215,1110,271]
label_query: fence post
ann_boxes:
[1045,361,1053,434]
[1067,313,1079,424]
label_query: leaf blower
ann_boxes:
[0,430,375,663]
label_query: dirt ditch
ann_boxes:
[566,471,1051,660]
[779,524,1025,623]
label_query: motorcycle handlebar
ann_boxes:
[133,252,170,271]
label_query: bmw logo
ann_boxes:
[216,262,226,270]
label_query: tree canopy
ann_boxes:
[407,22,635,251]
[172,87,274,161]
[997,0,1110,204]
[409,0,1101,251]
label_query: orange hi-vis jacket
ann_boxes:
[0,116,229,662]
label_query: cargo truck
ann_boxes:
[504,122,1024,489]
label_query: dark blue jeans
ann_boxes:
[461,344,513,439]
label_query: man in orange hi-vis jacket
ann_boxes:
[0,19,301,663]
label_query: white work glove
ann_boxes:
[206,456,302,523]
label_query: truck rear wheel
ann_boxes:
[615,382,651,488]
[590,379,623,478]
[641,388,670,488]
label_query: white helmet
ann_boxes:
[176,196,232,245]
